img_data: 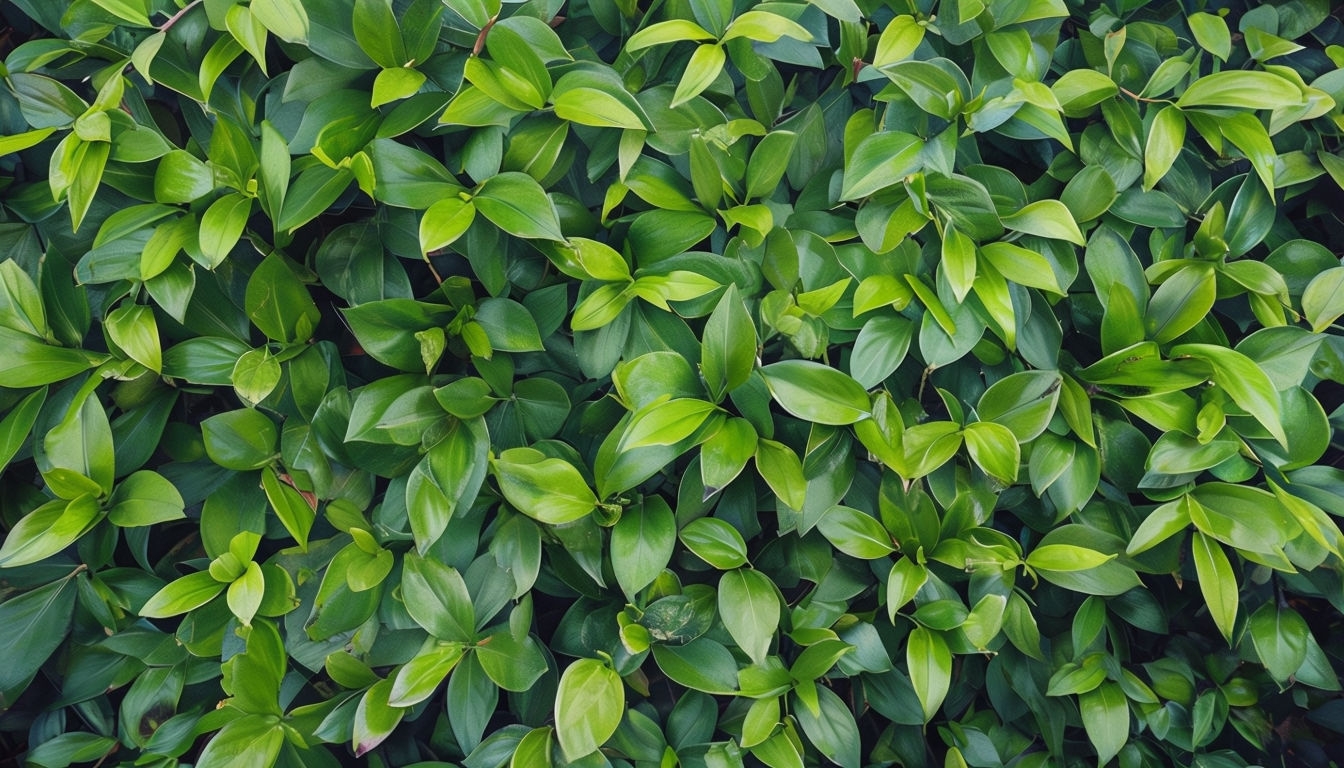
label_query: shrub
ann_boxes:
[3,0,1344,766]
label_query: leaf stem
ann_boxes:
[159,0,204,33]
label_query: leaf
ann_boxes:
[198,192,252,268]
[874,15,925,66]
[976,370,1061,442]
[195,714,285,768]
[1177,71,1305,110]
[475,632,547,697]
[759,360,870,425]
[1079,682,1129,765]
[672,44,726,108]
[907,626,950,722]
[474,172,566,241]
[817,505,895,559]
[406,418,488,550]
[1249,603,1309,683]
[1170,343,1286,447]
[352,679,404,758]
[999,200,1085,245]
[793,684,861,768]
[1191,531,1237,644]
[0,328,101,388]
[420,196,476,253]
[840,132,924,201]
[555,659,624,761]
[0,577,75,701]
[1188,12,1231,61]
[402,551,475,641]
[1144,105,1186,190]
[611,497,676,599]
[261,466,314,549]
[963,421,1020,485]
[492,448,597,524]
[679,517,749,569]
[1303,266,1344,333]
[1025,544,1116,572]
[251,0,309,44]
[700,417,757,492]
[620,398,717,451]
[0,387,45,473]
[245,253,321,343]
[139,570,226,618]
[754,438,807,511]
[701,284,757,402]
[625,19,716,50]
[106,470,185,527]
[718,568,779,664]
[390,643,464,706]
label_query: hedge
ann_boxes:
[2,0,1344,766]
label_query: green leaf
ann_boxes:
[261,466,314,550]
[1079,682,1129,765]
[45,393,115,496]
[24,732,120,768]
[1144,105,1186,190]
[139,570,227,618]
[700,417,757,492]
[390,642,464,707]
[626,19,716,50]
[621,398,717,451]
[107,470,185,527]
[420,196,476,253]
[1177,71,1305,110]
[0,387,45,473]
[1025,544,1115,572]
[874,15,925,66]
[793,684,861,768]
[352,678,403,758]
[202,409,276,470]
[754,438,807,511]
[977,370,1061,442]
[760,360,870,425]
[555,659,624,761]
[840,132,924,201]
[492,448,597,524]
[907,626,951,722]
[0,329,100,387]
[477,631,548,692]
[226,561,265,627]
[474,172,566,241]
[402,551,476,641]
[611,497,676,599]
[0,577,75,701]
[680,517,749,569]
[1188,12,1231,61]
[999,200,1085,245]
[195,714,285,768]
[251,0,309,44]
[1249,603,1308,683]
[154,149,213,204]
[702,284,757,402]
[963,421,1020,485]
[672,44,726,108]
[199,192,252,268]
[718,568,779,664]
[1191,531,1237,644]
[406,418,488,550]
[1303,266,1344,333]
[245,253,321,343]
[1170,343,1286,447]
[817,505,895,559]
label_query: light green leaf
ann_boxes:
[1191,530,1237,644]
[907,626,950,722]
[759,360,870,425]
[492,448,597,524]
[555,659,624,761]
[718,568,779,664]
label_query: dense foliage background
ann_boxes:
[3,0,1344,766]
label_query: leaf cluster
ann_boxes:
[2,0,1344,767]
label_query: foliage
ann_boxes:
[2,0,1344,766]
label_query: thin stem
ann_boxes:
[159,0,204,33]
